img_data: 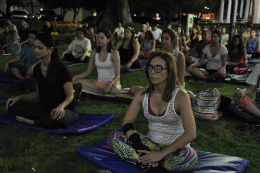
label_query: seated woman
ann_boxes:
[115,26,142,69]
[61,28,91,63]
[137,24,147,40]
[0,23,20,54]
[130,29,185,95]
[186,26,202,49]
[107,51,198,173]
[227,35,247,70]
[221,27,229,47]
[5,33,78,129]
[244,27,260,58]
[233,64,260,117]
[72,28,121,95]
[187,29,228,80]
[177,26,188,53]
[139,31,155,55]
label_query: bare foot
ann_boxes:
[15,116,34,125]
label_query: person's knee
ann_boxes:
[218,71,226,78]
[110,87,120,95]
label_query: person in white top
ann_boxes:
[152,24,162,44]
[146,22,152,31]
[72,28,121,95]
[187,29,228,80]
[112,22,124,40]
[107,51,198,172]
[61,28,91,63]
[137,24,147,40]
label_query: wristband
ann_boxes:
[110,81,114,85]
[123,123,135,135]
[129,60,133,64]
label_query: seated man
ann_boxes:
[185,30,211,65]
[112,22,124,41]
[3,30,40,79]
[42,20,55,36]
[152,24,162,45]
[233,64,260,117]
[244,27,260,58]
[62,28,91,63]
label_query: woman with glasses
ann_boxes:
[107,51,198,173]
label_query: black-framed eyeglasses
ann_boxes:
[147,65,167,73]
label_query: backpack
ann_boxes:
[192,88,222,120]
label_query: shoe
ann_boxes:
[73,83,83,104]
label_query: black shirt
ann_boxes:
[119,39,134,65]
[33,62,77,113]
[42,25,55,35]
[19,27,30,43]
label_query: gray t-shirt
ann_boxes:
[246,64,260,100]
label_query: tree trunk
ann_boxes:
[98,0,132,29]
[72,8,80,23]
[31,0,34,15]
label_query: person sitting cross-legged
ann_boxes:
[107,51,198,173]
[6,33,78,129]
[72,28,122,95]
[3,30,40,80]
[233,64,260,118]
[187,29,228,80]
[61,28,91,63]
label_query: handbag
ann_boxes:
[192,88,222,120]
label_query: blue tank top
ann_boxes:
[247,37,258,53]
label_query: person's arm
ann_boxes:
[20,39,28,45]
[138,90,196,164]
[61,48,72,59]
[244,37,249,47]
[103,50,121,94]
[114,39,123,50]
[125,40,140,69]
[80,39,91,61]
[51,81,74,120]
[183,36,187,47]
[140,40,144,50]
[187,52,206,73]
[148,40,156,54]
[119,32,124,38]
[198,34,202,41]
[235,84,257,98]
[257,37,260,53]
[185,36,190,44]
[177,54,186,86]
[243,47,248,68]
[72,49,96,83]
[122,88,146,138]
[184,41,198,57]
[25,59,42,78]
[179,39,182,51]
[6,85,39,110]
[218,51,228,73]
[3,55,21,72]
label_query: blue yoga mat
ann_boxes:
[75,131,249,173]
[0,70,21,83]
[191,51,198,55]
[0,98,8,104]
[247,59,260,63]
[0,112,115,134]
[121,61,146,72]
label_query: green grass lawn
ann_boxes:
[0,40,259,172]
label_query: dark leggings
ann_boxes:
[122,59,143,69]
[63,54,90,63]
[8,101,79,129]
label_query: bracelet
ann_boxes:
[110,81,114,85]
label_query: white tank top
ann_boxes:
[95,52,115,82]
[142,87,189,146]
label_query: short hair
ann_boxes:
[28,30,38,37]
[77,28,87,36]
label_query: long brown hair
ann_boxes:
[142,51,183,102]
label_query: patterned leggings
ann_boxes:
[107,132,198,172]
